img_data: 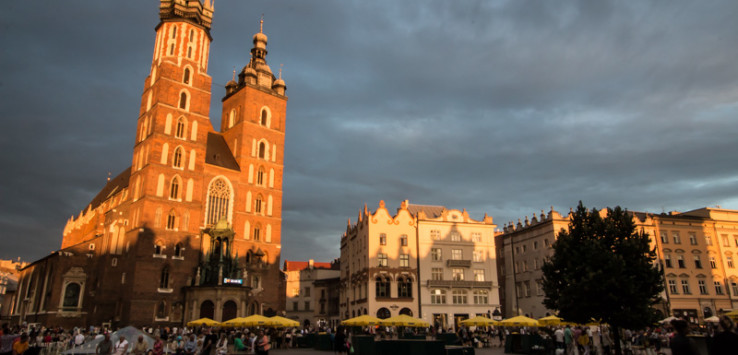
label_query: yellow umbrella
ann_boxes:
[187,318,220,327]
[269,316,300,328]
[460,316,498,327]
[725,310,738,320]
[538,315,564,326]
[223,315,273,327]
[341,315,383,326]
[499,315,539,327]
[379,314,430,327]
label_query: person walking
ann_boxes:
[96,334,113,355]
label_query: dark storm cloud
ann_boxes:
[2,0,738,264]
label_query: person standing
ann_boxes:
[564,325,574,355]
[184,334,197,355]
[96,334,113,355]
[333,327,346,354]
[554,327,565,352]
[669,319,699,355]
[254,331,269,355]
[709,315,738,355]
[215,335,227,355]
[12,334,29,355]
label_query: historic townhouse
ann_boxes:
[497,206,738,323]
[13,0,289,327]
[283,260,341,329]
[339,200,499,330]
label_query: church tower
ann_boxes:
[123,0,217,324]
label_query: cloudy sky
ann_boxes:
[2,0,738,264]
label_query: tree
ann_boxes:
[541,202,664,355]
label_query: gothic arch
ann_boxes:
[204,176,234,225]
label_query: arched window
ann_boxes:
[160,267,170,289]
[256,167,265,186]
[375,277,389,298]
[174,243,184,258]
[200,300,215,319]
[187,47,192,58]
[397,276,412,298]
[183,68,191,85]
[261,109,268,126]
[175,117,186,138]
[171,25,177,39]
[189,29,194,41]
[156,300,168,319]
[258,142,266,159]
[254,195,263,214]
[179,92,188,110]
[377,307,391,319]
[229,109,235,128]
[253,225,261,241]
[166,211,177,230]
[399,308,413,316]
[62,283,81,308]
[169,43,175,55]
[170,177,180,199]
[154,242,164,255]
[206,178,231,225]
[173,147,183,168]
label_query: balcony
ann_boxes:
[446,259,472,268]
[426,280,493,289]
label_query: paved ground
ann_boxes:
[269,346,507,354]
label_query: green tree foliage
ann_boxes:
[541,202,664,354]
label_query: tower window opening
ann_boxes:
[183,68,190,85]
[170,177,180,199]
[169,44,175,55]
[256,167,265,186]
[254,196,263,214]
[166,211,177,230]
[171,26,177,39]
[258,142,266,159]
[173,147,183,168]
[254,226,261,241]
[179,92,188,110]
[187,47,192,59]
[261,109,268,126]
[160,268,170,289]
[189,29,194,42]
[175,118,186,138]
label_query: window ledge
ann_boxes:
[157,288,174,293]
[172,256,184,260]
[153,254,167,259]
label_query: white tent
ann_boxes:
[62,326,156,354]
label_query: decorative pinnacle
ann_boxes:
[260,14,264,33]
[278,64,283,79]
[232,67,236,81]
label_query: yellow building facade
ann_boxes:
[497,206,738,323]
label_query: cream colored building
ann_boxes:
[339,200,500,330]
[340,200,419,320]
[414,205,499,330]
[497,206,738,323]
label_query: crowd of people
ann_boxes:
[1,315,737,355]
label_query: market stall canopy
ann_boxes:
[222,315,273,327]
[187,318,221,327]
[63,326,156,354]
[269,316,300,328]
[725,310,738,320]
[460,316,498,327]
[499,315,540,327]
[704,316,720,323]
[341,315,383,326]
[660,316,677,324]
[379,314,430,327]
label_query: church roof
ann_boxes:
[407,204,446,219]
[88,167,132,210]
[206,133,240,171]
